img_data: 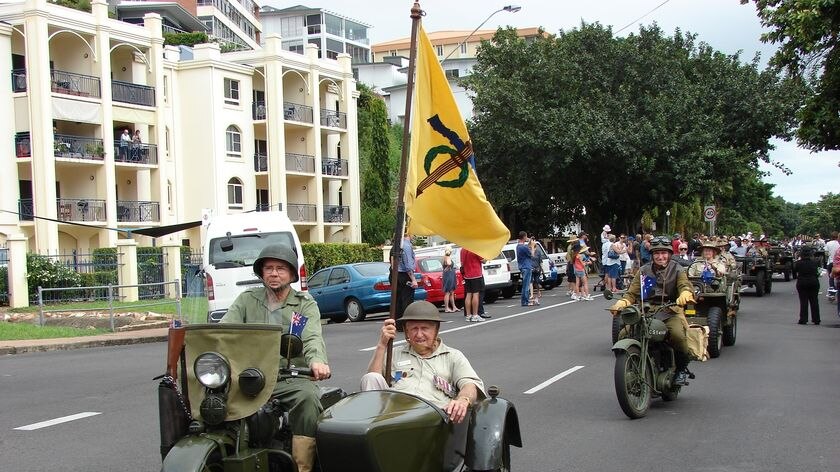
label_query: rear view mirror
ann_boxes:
[220,232,234,252]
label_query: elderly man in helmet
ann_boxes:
[361,301,485,424]
[220,243,329,472]
[609,236,696,385]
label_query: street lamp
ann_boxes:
[665,210,671,235]
[440,5,522,65]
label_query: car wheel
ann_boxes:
[484,290,499,304]
[707,306,723,358]
[345,297,366,322]
[501,286,515,299]
[330,313,348,324]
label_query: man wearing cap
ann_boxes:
[221,244,329,472]
[362,301,485,424]
[609,236,696,384]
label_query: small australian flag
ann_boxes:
[641,275,657,301]
[290,312,308,337]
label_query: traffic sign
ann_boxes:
[703,205,717,222]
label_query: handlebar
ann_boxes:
[278,366,331,380]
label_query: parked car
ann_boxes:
[414,245,513,303]
[415,256,465,306]
[308,262,426,323]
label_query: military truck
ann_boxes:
[768,243,794,281]
[735,253,773,296]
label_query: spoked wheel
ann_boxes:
[661,372,681,402]
[723,314,737,346]
[707,306,723,358]
[614,346,652,419]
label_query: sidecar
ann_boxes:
[315,386,522,472]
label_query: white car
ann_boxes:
[502,240,557,292]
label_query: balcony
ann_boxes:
[320,109,346,129]
[324,205,350,223]
[285,153,315,173]
[18,199,33,221]
[255,202,281,212]
[287,203,317,223]
[57,198,106,222]
[54,134,105,161]
[254,153,268,172]
[116,200,160,223]
[15,132,31,158]
[11,69,26,93]
[253,101,266,120]
[51,70,101,98]
[112,80,155,107]
[283,102,313,123]
[321,158,348,177]
[113,142,159,165]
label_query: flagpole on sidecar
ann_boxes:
[385,2,423,386]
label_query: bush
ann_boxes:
[0,266,8,302]
[302,243,382,274]
[137,247,164,299]
[164,32,210,47]
[26,253,82,300]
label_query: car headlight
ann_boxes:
[194,352,230,389]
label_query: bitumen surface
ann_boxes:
[0,327,169,356]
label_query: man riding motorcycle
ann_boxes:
[609,236,696,385]
[220,243,330,472]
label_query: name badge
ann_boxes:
[397,360,412,367]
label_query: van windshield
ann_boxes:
[209,232,296,268]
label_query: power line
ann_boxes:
[614,0,673,34]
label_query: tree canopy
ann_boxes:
[464,23,801,238]
[357,84,396,245]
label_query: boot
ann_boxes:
[292,435,317,472]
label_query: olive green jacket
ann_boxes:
[621,260,693,319]
[220,286,328,367]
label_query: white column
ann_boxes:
[340,53,362,243]
[263,34,287,212]
[7,234,30,308]
[116,239,139,302]
[308,44,324,242]
[93,0,117,248]
[0,24,18,234]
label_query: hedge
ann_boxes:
[301,243,382,274]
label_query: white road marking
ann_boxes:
[524,366,585,394]
[360,295,602,351]
[15,412,101,431]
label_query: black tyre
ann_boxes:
[755,271,766,297]
[723,314,737,346]
[765,277,772,294]
[501,286,515,299]
[484,290,499,304]
[345,297,366,322]
[661,373,681,402]
[611,316,622,345]
[614,346,651,419]
[707,306,723,358]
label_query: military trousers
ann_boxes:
[272,376,323,437]
[664,314,690,363]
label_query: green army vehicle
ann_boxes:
[685,260,740,358]
[768,243,794,281]
[735,253,773,297]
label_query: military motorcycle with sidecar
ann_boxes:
[684,260,740,358]
[158,324,522,472]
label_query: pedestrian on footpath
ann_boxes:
[565,236,579,296]
[460,247,485,322]
[396,232,417,323]
[442,247,458,313]
[574,245,593,301]
[825,231,839,298]
[529,238,543,305]
[795,248,821,325]
[516,231,534,307]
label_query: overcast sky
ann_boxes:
[266,0,839,204]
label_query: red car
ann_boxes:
[416,256,465,306]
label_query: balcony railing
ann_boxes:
[287,203,317,223]
[51,70,101,98]
[283,102,313,123]
[324,205,350,223]
[18,199,33,221]
[112,80,156,107]
[15,132,31,158]
[320,109,346,129]
[285,153,315,173]
[11,69,26,92]
[322,158,348,177]
[54,134,105,161]
[162,24,189,35]
[57,198,106,222]
[116,200,160,222]
[253,101,266,120]
[254,153,268,172]
[113,141,159,165]
[254,202,282,212]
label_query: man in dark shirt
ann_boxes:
[794,248,821,324]
[516,231,533,307]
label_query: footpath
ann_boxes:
[0,327,169,356]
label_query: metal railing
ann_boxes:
[15,133,31,157]
[162,24,189,35]
[285,152,315,173]
[287,203,317,223]
[283,101,313,123]
[116,200,160,222]
[114,141,159,165]
[320,109,347,128]
[11,68,26,92]
[51,69,101,98]
[254,152,268,172]
[324,205,350,223]
[57,198,106,222]
[112,80,156,107]
[254,203,280,212]
[18,199,33,221]
[322,158,348,177]
[253,100,266,120]
[54,134,105,160]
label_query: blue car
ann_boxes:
[307,262,426,323]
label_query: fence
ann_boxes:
[181,249,204,297]
[28,250,119,303]
[36,280,181,332]
[137,248,166,299]
[1,245,8,306]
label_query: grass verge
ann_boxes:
[0,323,108,341]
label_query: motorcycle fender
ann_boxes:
[612,338,641,354]
[466,397,523,470]
[161,435,224,472]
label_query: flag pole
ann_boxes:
[385,1,423,386]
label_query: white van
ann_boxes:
[502,240,555,292]
[203,211,305,322]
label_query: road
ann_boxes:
[2,277,838,472]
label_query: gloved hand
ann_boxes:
[609,299,630,315]
[676,291,695,306]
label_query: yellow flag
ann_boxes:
[405,26,510,260]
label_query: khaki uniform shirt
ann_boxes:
[220,286,328,367]
[687,258,727,277]
[389,339,485,408]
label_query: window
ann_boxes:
[226,125,241,155]
[460,42,467,55]
[227,178,243,209]
[389,49,398,57]
[167,180,173,212]
[328,267,350,285]
[445,69,460,79]
[436,45,443,57]
[308,269,329,289]
[163,75,169,103]
[224,78,240,104]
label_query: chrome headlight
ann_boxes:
[194,352,230,389]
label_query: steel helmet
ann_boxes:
[648,235,673,253]
[253,244,299,282]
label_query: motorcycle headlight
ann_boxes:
[194,352,230,389]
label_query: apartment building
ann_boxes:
[0,0,361,254]
[259,4,371,63]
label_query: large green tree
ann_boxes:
[742,0,840,151]
[357,84,395,244]
[464,24,800,237]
